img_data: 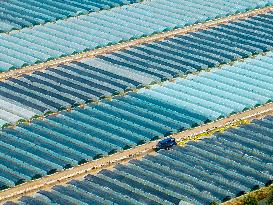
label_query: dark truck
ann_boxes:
[155,137,177,151]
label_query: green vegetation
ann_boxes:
[242,195,258,205]
[267,186,273,205]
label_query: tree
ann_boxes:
[242,195,258,205]
[267,186,273,205]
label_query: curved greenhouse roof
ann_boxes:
[5,115,273,205]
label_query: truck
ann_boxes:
[155,137,177,151]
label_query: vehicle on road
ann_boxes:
[155,137,177,151]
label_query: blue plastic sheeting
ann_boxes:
[0,59,154,127]
[7,116,273,205]
[98,11,273,80]
[0,0,142,33]
[1,11,273,127]
[0,50,272,189]
[0,0,272,72]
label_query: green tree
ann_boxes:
[242,195,258,205]
[267,187,273,205]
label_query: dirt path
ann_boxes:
[0,5,273,81]
[1,102,272,204]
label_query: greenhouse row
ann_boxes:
[0,0,141,33]
[5,116,273,205]
[0,50,272,188]
[0,0,272,71]
[0,0,273,204]
[1,12,273,126]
